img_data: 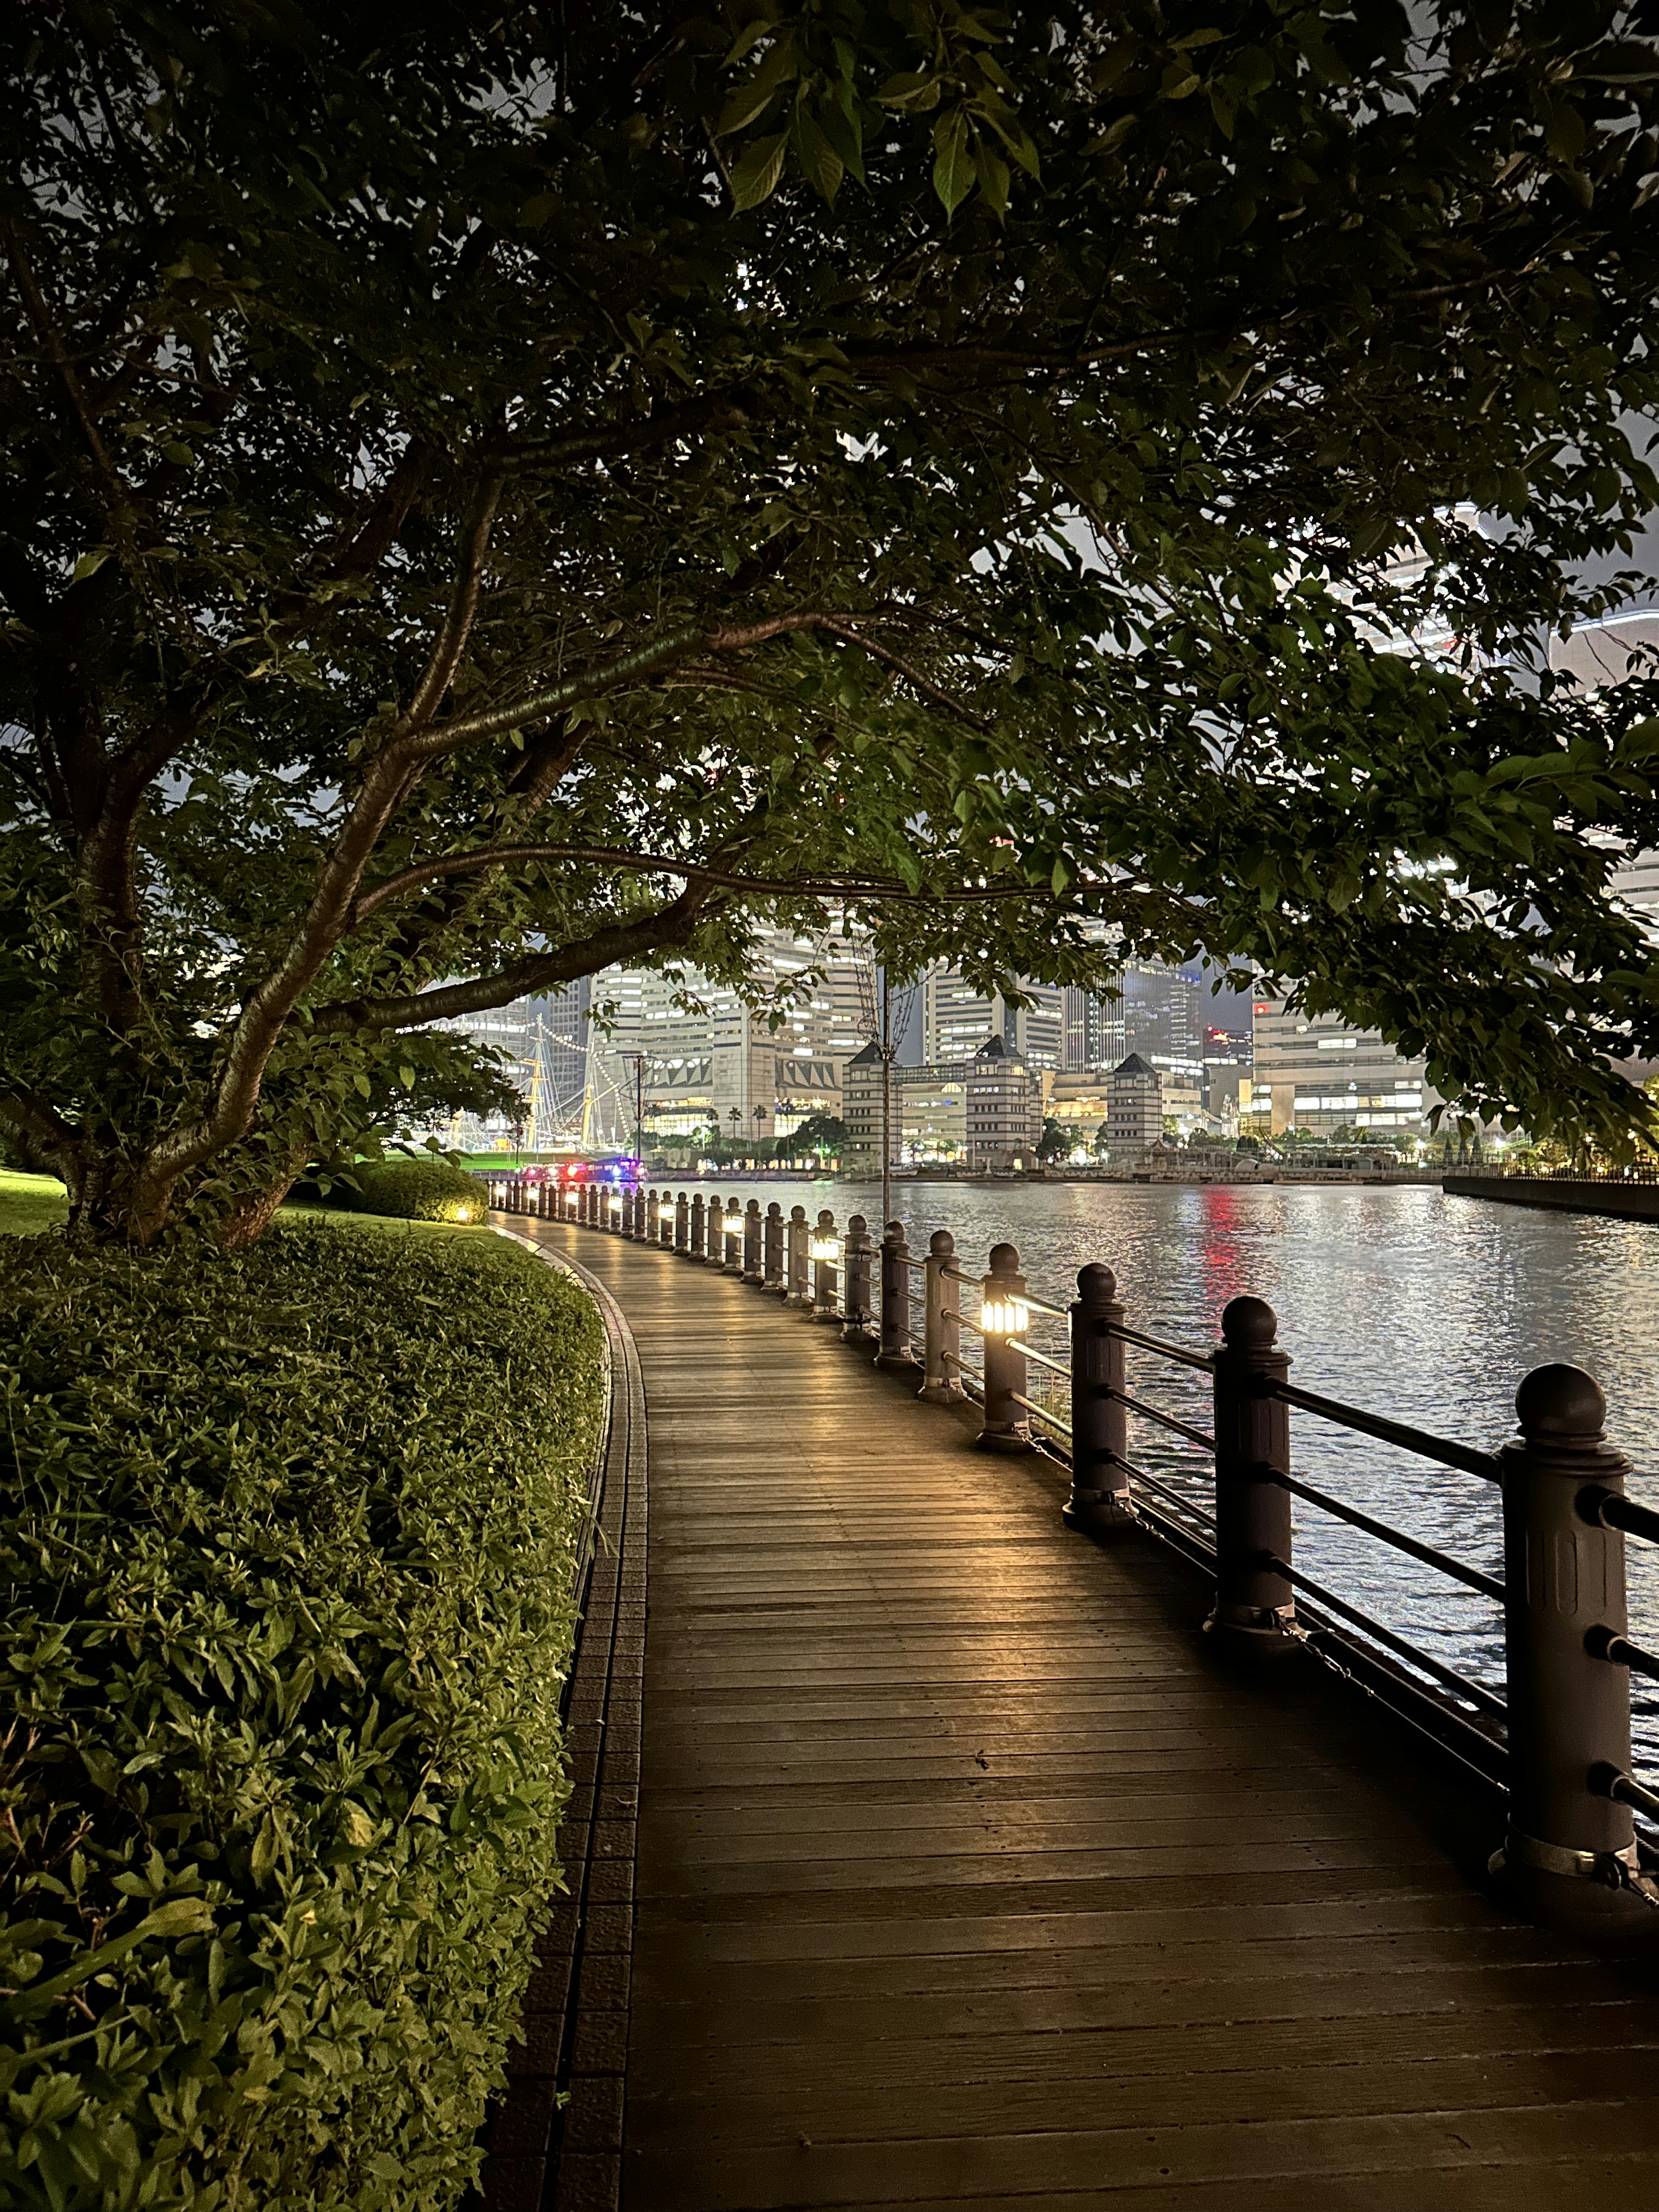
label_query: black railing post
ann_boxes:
[1495,1364,1656,1914]
[660,1190,675,1248]
[672,1190,687,1253]
[877,1220,917,1369]
[976,1242,1033,1452]
[763,1202,785,1291]
[645,1187,659,1242]
[702,1190,722,1264]
[690,1191,705,1259]
[1065,1264,1135,1535]
[918,1230,961,1404]
[842,1215,876,1343]
[1208,1297,1297,1651]
[722,1196,744,1273]
[785,1205,810,1306]
[743,1197,764,1283]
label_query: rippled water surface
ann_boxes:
[687,1173,1659,1771]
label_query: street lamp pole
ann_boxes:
[617,1052,646,1172]
[880,966,893,1231]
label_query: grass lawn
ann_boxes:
[0,1175,537,1272]
[0,1166,69,1236]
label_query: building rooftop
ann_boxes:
[1112,1053,1160,1078]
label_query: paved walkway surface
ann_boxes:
[528,1222,1659,2211]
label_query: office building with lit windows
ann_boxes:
[584,929,871,1148]
[1251,996,1440,1135]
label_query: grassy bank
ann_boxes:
[0,1203,603,2209]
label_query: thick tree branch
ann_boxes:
[138,481,510,1189]
[311,884,718,1034]
[398,473,505,733]
[0,1077,79,1165]
[349,843,1072,922]
[423,607,984,757]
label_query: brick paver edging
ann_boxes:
[478,1231,646,2212]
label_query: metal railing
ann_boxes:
[485,1171,1659,1915]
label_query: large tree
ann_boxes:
[6,0,1659,1244]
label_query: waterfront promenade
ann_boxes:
[495,1218,1659,2212]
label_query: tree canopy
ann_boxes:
[6,0,1659,1242]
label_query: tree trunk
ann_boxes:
[60,1147,180,1248]
[219,1150,311,1251]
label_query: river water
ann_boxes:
[685,1173,1659,1777]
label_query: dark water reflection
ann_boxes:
[695,1174,1659,1773]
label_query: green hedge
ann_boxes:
[333,1158,487,1224]
[0,1223,604,2211]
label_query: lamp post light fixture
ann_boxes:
[980,1290,1030,1339]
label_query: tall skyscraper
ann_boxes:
[920,967,1063,1068]
[1059,960,1202,1082]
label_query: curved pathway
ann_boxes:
[511,1220,1659,2212]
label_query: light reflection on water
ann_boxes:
[691,1174,1659,1773]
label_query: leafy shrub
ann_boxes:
[0,1223,604,2210]
[334,1157,488,1224]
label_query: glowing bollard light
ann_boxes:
[808,1211,840,1322]
[976,1241,1034,1454]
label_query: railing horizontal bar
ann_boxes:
[1020,1290,1071,1319]
[1112,1389,1217,1453]
[1011,1392,1073,1439]
[1123,1460,1217,1530]
[1272,1468,1505,1602]
[1600,1633,1659,1685]
[1262,1552,1510,1719]
[1268,1379,1502,1485]
[941,1351,985,1379]
[1108,1321,1214,1373]
[1598,1491,1659,1547]
[940,1265,977,1286]
[1009,1341,1071,1379]
[1609,1767,1659,1822]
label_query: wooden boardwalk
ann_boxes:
[523,1222,1659,2211]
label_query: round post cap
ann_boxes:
[1076,1262,1119,1307]
[885,1218,905,1240]
[790,1205,807,1220]
[1515,1362,1606,1442]
[988,1240,1021,1277]
[817,1208,836,1227]
[1221,1295,1278,1350]
[767,1201,782,1216]
[929,1228,955,1255]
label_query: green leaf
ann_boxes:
[794,111,844,203]
[932,110,975,215]
[729,131,787,210]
